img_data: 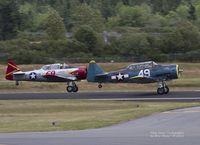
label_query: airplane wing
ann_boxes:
[130,76,157,83]
[44,74,77,81]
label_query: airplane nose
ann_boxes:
[176,65,183,78]
[176,65,179,78]
[77,66,87,79]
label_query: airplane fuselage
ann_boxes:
[94,64,179,84]
[13,68,86,82]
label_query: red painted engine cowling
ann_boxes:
[71,66,87,80]
[77,66,87,80]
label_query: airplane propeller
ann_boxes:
[177,65,183,77]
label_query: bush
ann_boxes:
[0,38,94,63]
[160,21,200,53]
[108,32,150,57]
[10,49,53,64]
[74,25,98,53]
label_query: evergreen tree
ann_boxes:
[71,4,104,32]
[99,0,115,20]
[74,25,98,53]
[0,0,20,40]
[46,10,66,40]
[150,0,181,14]
[188,4,196,20]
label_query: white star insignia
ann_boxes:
[117,73,123,80]
[111,73,129,80]
[30,73,36,79]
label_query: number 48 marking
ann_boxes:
[138,69,150,77]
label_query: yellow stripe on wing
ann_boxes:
[130,76,145,79]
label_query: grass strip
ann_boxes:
[0,99,199,132]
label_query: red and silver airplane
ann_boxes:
[5,60,87,92]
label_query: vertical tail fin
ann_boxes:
[5,60,20,80]
[87,60,104,82]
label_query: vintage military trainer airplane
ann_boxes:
[5,60,87,92]
[87,60,182,95]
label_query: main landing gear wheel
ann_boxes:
[73,85,78,92]
[164,86,169,94]
[67,86,74,93]
[157,81,169,95]
[66,82,79,93]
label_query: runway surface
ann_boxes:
[0,91,200,101]
[0,107,200,145]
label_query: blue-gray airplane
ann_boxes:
[87,60,182,95]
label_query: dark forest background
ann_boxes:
[0,0,200,63]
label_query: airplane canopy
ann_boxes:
[127,61,157,70]
[41,63,72,70]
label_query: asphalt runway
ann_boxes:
[0,107,200,145]
[0,91,200,101]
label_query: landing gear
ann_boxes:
[73,85,79,92]
[157,81,169,95]
[15,81,19,86]
[98,83,102,88]
[164,86,169,94]
[66,82,78,93]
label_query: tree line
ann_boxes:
[0,0,200,63]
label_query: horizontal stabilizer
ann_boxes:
[13,71,25,75]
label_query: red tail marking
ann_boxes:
[5,60,20,80]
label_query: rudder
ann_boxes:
[87,60,104,82]
[5,60,20,80]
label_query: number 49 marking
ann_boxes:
[138,69,150,77]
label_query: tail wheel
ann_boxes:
[16,81,19,86]
[98,84,102,88]
[157,87,165,95]
[66,86,73,93]
[73,85,78,92]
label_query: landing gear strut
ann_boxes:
[66,82,78,93]
[157,81,169,95]
[15,81,19,86]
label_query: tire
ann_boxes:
[67,86,73,93]
[98,84,102,88]
[164,86,169,94]
[73,86,78,92]
[157,87,165,95]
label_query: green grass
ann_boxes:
[0,100,200,132]
[171,78,200,87]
